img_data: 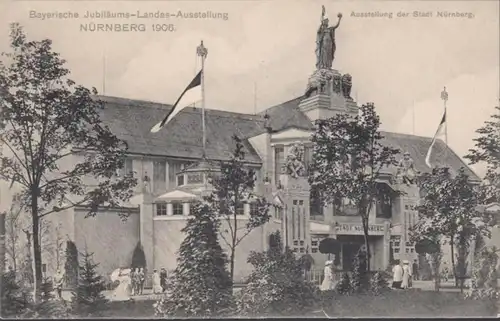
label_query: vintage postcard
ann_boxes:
[0,0,499,318]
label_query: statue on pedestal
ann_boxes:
[316,6,342,70]
[285,142,306,179]
[341,74,352,99]
[396,152,416,184]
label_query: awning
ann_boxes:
[156,190,198,202]
[310,221,330,234]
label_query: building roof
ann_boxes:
[258,96,315,132]
[258,96,478,180]
[379,131,478,180]
[95,95,479,181]
[95,96,264,164]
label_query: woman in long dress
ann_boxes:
[111,268,132,301]
[321,260,336,291]
[152,269,162,294]
[401,260,410,289]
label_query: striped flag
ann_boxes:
[425,87,448,168]
[150,70,203,133]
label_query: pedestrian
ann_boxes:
[401,260,410,289]
[53,269,64,300]
[412,259,419,281]
[133,268,141,295]
[392,260,403,289]
[320,259,335,291]
[138,267,145,295]
[160,268,168,292]
[152,269,162,294]
[130,268,137,295]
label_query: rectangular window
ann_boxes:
[156,203,167,216]
[274,146,285,186]
[187,173,203,184]
[117,158,133,177]
[334,196,357,216]
[376,184,393,218]
[390,235,401,254]
[168,161,192,187]
[172,202,183,215]
[177,174,185,187]
[153,160,167,193]
[311,238,319,253]
[236,203,245,215]
[274,207,282,220]
[249,203,258,216]
[310,187,324,220]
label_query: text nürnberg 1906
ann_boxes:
[28,10,230,32]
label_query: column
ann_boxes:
[167,203,173,216]
[183,203,190,216]
[140,193,154,273]
[383,221,391,270]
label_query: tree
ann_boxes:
[72,250,108,317]
[206,135,271,284]
[154,201,233,318]
[0,24,137,300]
[64,240,78,289]
[236,231,318,317]
[413,167,491,288]
[350,247,369,293]
[309,103,400,271]
[465,102,500,205]
[131,242,146,271]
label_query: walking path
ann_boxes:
[59,280,464,302]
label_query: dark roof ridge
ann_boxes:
[381,131,434,141]
[95,95,265,120]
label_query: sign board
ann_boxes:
[335,223,385,235]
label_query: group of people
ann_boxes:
[110,266,169,301]
[392,259,418,289]
[152,268,169,294]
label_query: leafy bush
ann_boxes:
[369,271,389,295]
[465,246,498,301]
[22,277,71,319]
[1,271,31,317]
[154,201,233,318]
[235,231,318,317]
[350,248,369,293]
[335,272,351,295]
[72,250,108,317]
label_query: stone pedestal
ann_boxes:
[397,182,419,261]
[280,174,311,254]
[299,68,357,122]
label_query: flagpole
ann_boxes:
[412,99,415,135]
[102,52,106,95]
[441,87,449,165]
[197,41,208,159]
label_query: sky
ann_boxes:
[0,0,499,208]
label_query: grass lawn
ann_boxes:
[321,289,497,318]
[99,289,497,318]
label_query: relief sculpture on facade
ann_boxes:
[286,142,306,179]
